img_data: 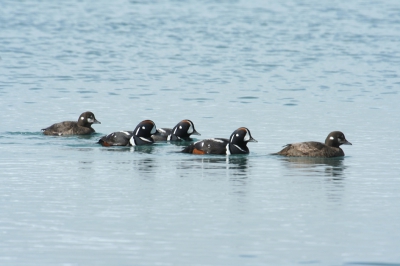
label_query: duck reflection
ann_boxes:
[278,156,347,178]
[132,158,157,173]
[179,155,248,171]
[99,145,155,154]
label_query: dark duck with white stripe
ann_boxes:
[273,131,352,158]
[181,127,257,155]
[151,119,200,142]
[98,120,156,147]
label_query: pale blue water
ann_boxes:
[1,0,400,265]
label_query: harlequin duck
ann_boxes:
[273,131,352,158]
[181,127,257,155]
[42,111,100,136]
[151,119,200,142]
[98,120,156,147]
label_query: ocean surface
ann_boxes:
[1,0,400,265]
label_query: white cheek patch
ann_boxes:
[243,131,250,142]
[80,117,84,120]
[187,123,194,134]
[330,136,334,140]
[151,126,156,134]
[87,118,94,123]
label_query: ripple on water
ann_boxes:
[181,98,213,102]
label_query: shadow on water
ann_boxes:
[278,156,347,178]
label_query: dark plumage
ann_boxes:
[151,119,200,142]
[98,120,156,147]
[273,131,352,158]
[181,127,257,155]
[42,111,100,136]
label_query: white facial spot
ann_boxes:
[179,126,182,129]
[236,133,239,137]
[80,117,84,120]
[87,118,94,123]
[142,126,146,130]
[330,136,334,140]
[201,142,204,147]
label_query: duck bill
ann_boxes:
[191,130,201,136]
[248,137,258,143]
[93,119,101,124]
[340,139,352,145]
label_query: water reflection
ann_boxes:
[99,145,155,154]
[178,155,249,173]
[132,158,157,174]
[278,157,347,178]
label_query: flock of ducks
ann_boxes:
[42,111,352,158]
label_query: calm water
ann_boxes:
[1,0,400,265]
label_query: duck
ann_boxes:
[273,131,352,158]
[151,119,200,142]
[181,127,257,155]
[98,120,156,147]
[42,111,100,136]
